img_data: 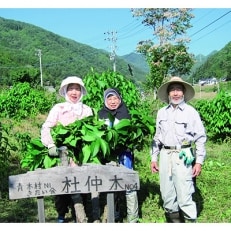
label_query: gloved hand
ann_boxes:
[179,149,195,166]
[106,161,119,166]
[48,146,58,156]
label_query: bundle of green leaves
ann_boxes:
[21,109,154,170]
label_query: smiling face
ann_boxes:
[66,83,82,103]
[168,83,185,106]
[105,94,121,110]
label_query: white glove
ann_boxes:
[48,146,58,156]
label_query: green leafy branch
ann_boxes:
[21,109,154,170]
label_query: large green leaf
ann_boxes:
[43,155,59,169]
[99,138,110,156]
[113,119,131,130]
[90,139,100,157]
[82,133,96,142]
[82,145,91,163]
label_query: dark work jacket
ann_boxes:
[98,88,131,163]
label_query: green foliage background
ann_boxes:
[0,71,231,222]
[0,82,57,121]
[193,90,231,142]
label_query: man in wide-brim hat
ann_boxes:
[157,76,195,104]
[150,76,207,223]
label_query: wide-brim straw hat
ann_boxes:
[157,76,195,103]
[59,76,87,97]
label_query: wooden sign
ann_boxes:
[9,163,140,200]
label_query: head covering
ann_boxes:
[104,88,121,108]
[157,76,195,103]
[104,88,121,99]
[98,88,130,120]
[59,76,87,97]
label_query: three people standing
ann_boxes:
[41,74,205,223]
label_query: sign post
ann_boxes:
[9,163,139,223]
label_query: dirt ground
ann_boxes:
[194,91,217,100]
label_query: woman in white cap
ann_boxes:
[41,76,94,223]
[150,76,207,223]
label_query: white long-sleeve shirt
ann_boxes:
[150,102,207,165]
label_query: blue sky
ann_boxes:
[0,3,230,57]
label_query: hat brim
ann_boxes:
[157,77,195,103]
[59,76,87,97]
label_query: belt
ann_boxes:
[164,145,191,150]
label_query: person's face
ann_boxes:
[66,83,81,103]
[168,83,184,105]
[106,95,121,110]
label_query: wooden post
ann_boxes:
[35,169,45,223]
[107,192,115,223]
[37,196,45,223]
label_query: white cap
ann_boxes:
[59,76,87,97]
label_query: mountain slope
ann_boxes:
[190,42,231,82]
[122,52,149,73]
[0,17,147,87]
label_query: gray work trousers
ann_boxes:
[159,148,197,220]
[126,190,139,222]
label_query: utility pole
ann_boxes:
[104,30,117,72]
[35,49,43,87]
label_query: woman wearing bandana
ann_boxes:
[98,88,139,223]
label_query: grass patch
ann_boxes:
[1,89,231,222]
[1,140,230,223]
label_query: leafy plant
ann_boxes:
[21,108,154,170]
[83,70,141,112]
[0,122,17,194]
[194,90,231,142]
[0,82,57,120]
[132,8,195,93]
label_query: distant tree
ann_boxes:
[131,8,195,97]
[9,67,39,86]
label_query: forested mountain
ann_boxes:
[0,17,148,88]
[122,53,149,73]
[190,42,231,83]
[0,16,230,88]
